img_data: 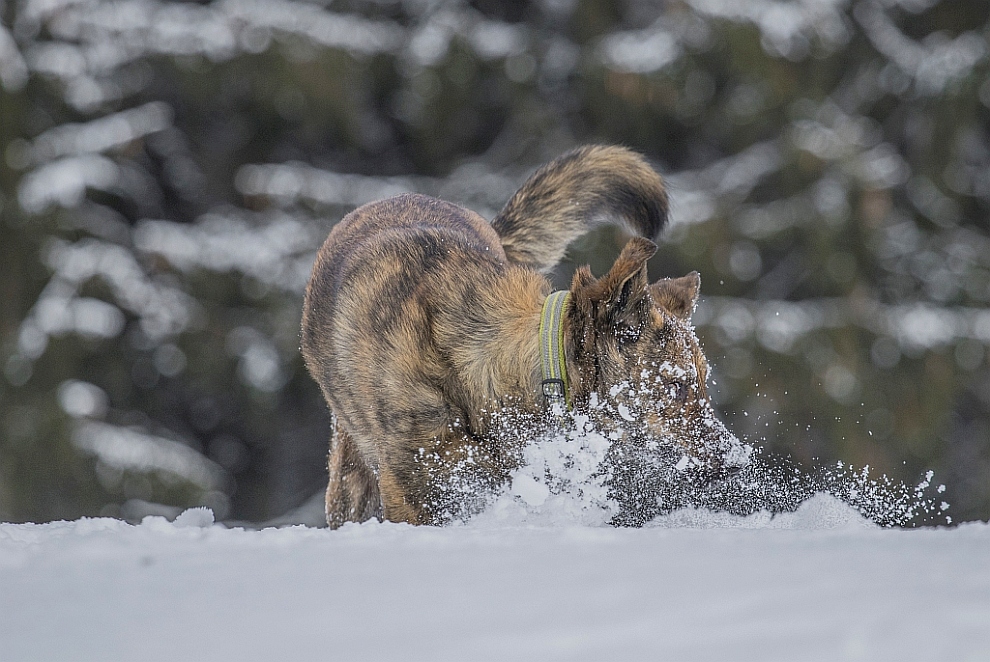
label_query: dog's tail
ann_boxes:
[491,145,668,273]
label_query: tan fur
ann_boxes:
[301,146,737,527]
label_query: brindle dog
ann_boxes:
[301,145,743,527]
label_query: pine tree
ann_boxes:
[1,0,987,523]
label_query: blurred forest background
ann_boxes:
[1,0,989,525]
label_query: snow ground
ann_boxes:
[1,495,988,662]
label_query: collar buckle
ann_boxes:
[541,378,566,403]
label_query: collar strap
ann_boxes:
[539,290,571,409]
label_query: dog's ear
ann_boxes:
[602,237,657,318]
[570,265,596,290]
[572,237,657,323]
[650,271,700,320]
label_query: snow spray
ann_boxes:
[469,403,949,528]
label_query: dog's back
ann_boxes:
[301,192,507,409]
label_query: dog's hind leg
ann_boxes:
[325,420,382,529]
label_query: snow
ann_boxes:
[1,496,988,662]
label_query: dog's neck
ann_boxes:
[451,269,567,417]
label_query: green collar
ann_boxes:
[539,290,570,410]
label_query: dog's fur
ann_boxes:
[301,145,740,527]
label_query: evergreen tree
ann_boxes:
[1,0,987,523]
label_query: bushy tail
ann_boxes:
[491,145,668,273]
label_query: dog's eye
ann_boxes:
[616,325,640,345]
[669,381,689,405]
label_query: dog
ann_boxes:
[301,145,745,527]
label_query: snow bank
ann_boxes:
[2,499,988,662]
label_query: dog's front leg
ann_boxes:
[377,426,511,526]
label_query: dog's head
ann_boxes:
[566,237,750,474]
